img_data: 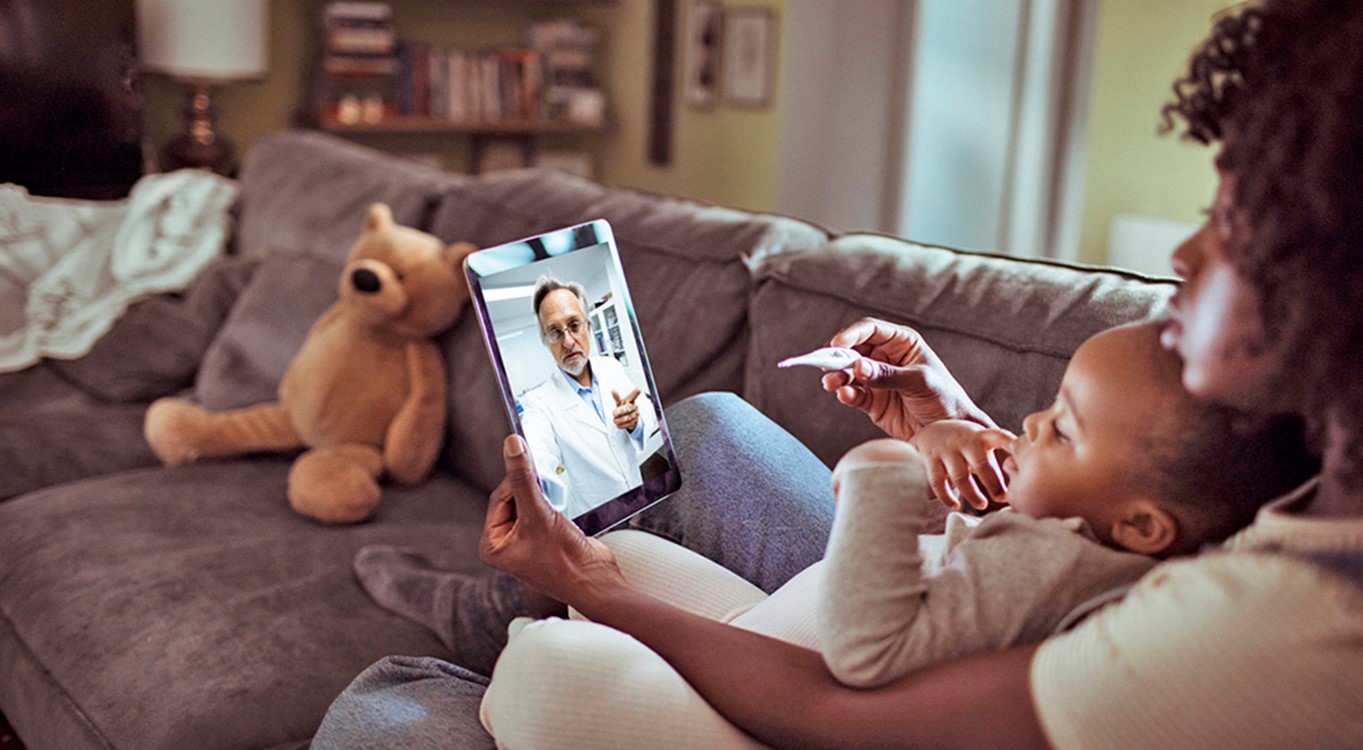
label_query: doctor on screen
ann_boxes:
[519,275,656,519]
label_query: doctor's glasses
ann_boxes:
[544,317,589,344]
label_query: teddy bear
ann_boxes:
[144,203,475,523]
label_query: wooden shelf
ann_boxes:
[318,117,604,135]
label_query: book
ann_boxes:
[317,1,399,123]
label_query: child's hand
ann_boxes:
[831,438,921,501]
[908,420,1016,511]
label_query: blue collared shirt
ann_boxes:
[560,365,642,441]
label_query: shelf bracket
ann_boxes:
[648,0,677,165]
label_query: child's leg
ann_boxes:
[627,392,836,593]
[727,561,823,649]
[481,617,767,750]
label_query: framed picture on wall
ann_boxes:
[721,8,775,107]
[683,1,722,109]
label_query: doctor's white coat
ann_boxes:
[519,356,656,519]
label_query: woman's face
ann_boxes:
[1161,175,1297,412]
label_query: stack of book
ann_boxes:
[525,18,605,126]
[310,6,606,129]
[396,45,544,123]
[317,1,399,124]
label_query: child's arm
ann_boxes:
[818,440,1152,689]
[819,449,940,688]
[908,419,1015,511]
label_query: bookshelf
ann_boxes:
[319,115,604,173]
[318,116,600,135]
[307,1,610,174]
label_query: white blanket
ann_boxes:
[0,170,239,373]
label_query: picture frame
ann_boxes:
[720,8,775,107]
[682,1,723,109]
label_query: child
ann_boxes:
[479,321,1317,747]
[814,320,1314,686]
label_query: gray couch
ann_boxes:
[0,131,1175,749]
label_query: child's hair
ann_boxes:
[1138,401,1317,550]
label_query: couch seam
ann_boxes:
[435,187,817,264]
[755,271,1119,360]
[0,609,114,750]
[822,230,1183,283]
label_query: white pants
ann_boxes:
[479,529,825,749]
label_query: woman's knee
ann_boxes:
[670,391,752,440]
[482,618,663,745]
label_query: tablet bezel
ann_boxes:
[464,219,681,536]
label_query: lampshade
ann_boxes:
[137,0,268,81]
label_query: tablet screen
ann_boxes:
[464,220,681,535]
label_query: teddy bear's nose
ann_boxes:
[351,268,382,294]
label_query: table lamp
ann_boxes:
[136,0,268,175]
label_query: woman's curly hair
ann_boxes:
[1161,0,1363,486]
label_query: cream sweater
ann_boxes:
[1032,480,1363,749]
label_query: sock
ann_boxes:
[353,545,531,675]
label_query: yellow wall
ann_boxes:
[580,0,785,212]
[134,1,1246,248]
[142,0,787,213]
[1076,0,1233,265]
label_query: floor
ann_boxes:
[0,712,25,750]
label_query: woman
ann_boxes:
[316,1,1363,746]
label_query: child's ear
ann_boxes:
[1108,498,1179,556]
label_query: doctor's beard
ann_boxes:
[560,350,588,378]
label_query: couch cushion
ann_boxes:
[428,168,829,490]
[195,131,470,409]
[194,252,345,409]
[0,462,492,750]
[45,255,259,404]
[744,235,1176,467]
[234,130,460,261]
[0,381,158,500]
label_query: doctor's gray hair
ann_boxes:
[532,275,590,337]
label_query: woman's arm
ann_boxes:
[481,435,1049,749]
[578,576,1046,750]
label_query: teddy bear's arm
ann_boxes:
[383,340,448,485]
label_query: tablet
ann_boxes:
[464,220,681,535]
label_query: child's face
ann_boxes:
[1003,324,1185,536]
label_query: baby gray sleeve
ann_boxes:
[817,461,938,688]
[819,462,1150,689]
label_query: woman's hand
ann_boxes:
[480,435,625,606]
[909,420,1015,511]
[821,318,994,440]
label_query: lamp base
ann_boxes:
[161,81,238,176]
[162,132,236,176]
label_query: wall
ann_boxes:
[896,0,1026,253]
[1075,0,1231,266]
[140,0,1236,257]
[775,0,908,234]
[140,0,788,213]
[583,0,786,212]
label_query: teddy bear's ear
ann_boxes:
[442,242,476,269]
[364,203,394,232]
